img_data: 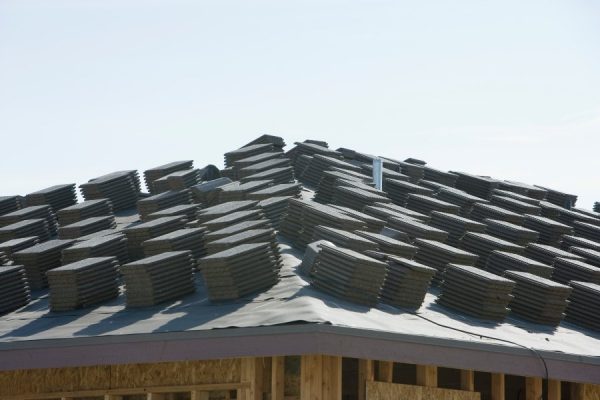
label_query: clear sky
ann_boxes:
[1,1,599,207]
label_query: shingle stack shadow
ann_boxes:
[573,222,600,242]
[123,216,188,260]
[224,143,279,168]
[311,226,378,253]
[57,199,114,227]
[435,187,489,216]
[0,219,51,243]
[504,270,572,326]
[486,251,553,279]
[569,247,600,268]
[565,281,600,331]
[143,160,194,193]
[58,216,117,240]
[388,217,448,242]
[122,251,196,307]
[0,265,31,315]
[551,257,600,285]
[0,196,21,216]
[498,181,547,200]
[142,228,207,267]
[0,205,58,236]
[561,236,600,252]
[332,186,390,211]
[490,195,541,215]
[217,180,273,203]
[429,212,486,247]
[311,244,387,306]
[13,239,75,289]
[25,184,77,213]
[384,179,433,206]
[380,256,436,309]
[257,196,290,230]
[422,166,458,187]
[0,237,39,262]
[198,243,279,302]
[205,220,270,242]
[146,204,200,222]
[61,234,129,265]
[460,232,524,269]
[437,264,515,321]
[80,170,141,211]
[470,203,525,225]
[247,183,301,200]
[484,219,539,246]
[405,194,461,216]
[414,239,479,283]
[535,185,577,208]
[190,178,232,207]
[47,257,120,311]
[292,155,312,180]
[330,205,386,233]
[523,215,572,246]
[137,190,192,221]
[524,243,585,266]
[354,231,417,258]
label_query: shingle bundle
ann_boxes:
[561,236,600,252]
[552,257,600,285]
[329,167,373,182]
[142,227,207,266]
[225,143,278,168]
[206,229,281,270]
[383,158,425,183]
[0,196,21,216]
[554,208,599,227]
[0,265,30,315]
[484,219,539,246]
[13,239,74,289]
[311,244,387,306]
[58,216,117,240]
[573,221,600,242]
[137,190,192,221]
[238,158,292,179]
[0,219,51,243]
[80,170,141,211]
[422,166,458,186]
[197,200,258,224]
[122,251,196,307]
[490,195,541,215]
[217,180,273,203]
[143,160,194,193]
[75,228,121,242]
[202,209,266,232]
[247,183,301,200]
[486,251,553,279]
[565,281,600,331]
[524,243,585,266]
[491,189,541,206]
[198,242,279,301]
[57,199,114,226]
[414,238,479,283]
[362,164,410,185]
[330,205,386,232]
[233,152,284,175]
[288,142,341,168]
[123,216,188,260]
[437,264,515,320]
[406,194,460,216]
[452,172,500,200]
[367,202,430,222]
[146,204,201,222]
[332,186,390,211]
[504,270,571,326]
[354,231,417,258]
[0,205,57,236]
[25,184,77,212]
[257,196,290,230]
[383,179,433,206]
[469,203,525,225]
[47,257,120,311]
[569,247,600,268]
[534,185,577,208]
[242,134,286,150]
[429,211,486,247]
[388,216,448,242]
[418,179,455,193]
[293,154,313,179]
[152,169,200,193]
[311,226,378,253]
[460,232,524,268]
[240,166,294,185]
[523,215,572,246]
[380,256,435,309]
[298,240,334,276]
[61,234,129,265]
[205,220,270,242]
[314,170,369,203]
[0,237,39,262]
[539,201,562,219]
[498,181,548,199]
[435,187,489,216]
[190,177,232,206]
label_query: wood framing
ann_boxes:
[548,380,561,400]
[376,361,393,383]
[271,356,285,400]
[525,376,542,400]
[301,355,323,400]
[416,364,437,388]
[358,359,375,400]
[240,357,264,400]
[460,370,475,392]
[490,373,505,400]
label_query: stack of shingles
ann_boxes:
[551,257,600,285]
[142,228,207,267]
[311,244,386,306]
[429,212,486,247]
[414,239,479,283]
[190,178,232,207]
[197,201,257,224]
[330,205,386,233]
[206,229,281,270]
[332,186,390,211]
[311,226,378,253]
[498,181,547,200]
[419,180,455,193]
[490,195,541,216]
[233,152,283,179]
[238,158,291,179]
[380,157,424,183]
[47,257,120,311]
[554,208,599,227]
[257,197,290,230]
[122,251,196,307]
[330,167,373,182]
[535,185,577,208]
[573,207,600,219]
[288,142,340,173]
[380,256,435,309]
[204,220,270,242]
[437,264,515,321]
[491,189,541,206]
[314,170,369,204]
[224,143,279,169]
[435,187,489,216]
[484,219,539,246]
[460,232,524,268]
[247,183,301,200]
[565,281,600,331]
[523,215,572,246]
[57,199,114,227]
[504,271,571,326]
[388,217,448,242]
[364,203,429,223]
[486,250,553,278]
[561,235,600,252]
[240,166,294,185]
[404,157,426,165]
[0,237,39,262]
[539,201,563,219]
[452,172,500,200]
[422,166,458,187]
[361,164,410,186]
[25,184,77,213]
[354,231,417,258]
[61,234,129,265]
[242,134,286,150]
[143,160,194,193]
[405,194,460,216]
[573,222,600,242]
[0,219,51,243]
[146,204,201,222]
[0,196,21,216]
[0,205,58,236]
[469,203,525,225]
[13,239,74,289]
[217,180,273,203]
[123,216,188,260]
[0,265,31,315]
[80,170,140,211]
[58,216,116,240]
[137,190,192,221]
[524,243,585,266]
[152,169,200,193]
[569,247,600,268]
[291,155,311,180]
[384,179,433,206]
[201,209,266,232]
[198,243,279,302]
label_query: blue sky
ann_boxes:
[1,1,599,207]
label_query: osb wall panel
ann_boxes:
[366,381,481,400]
[0,359,240,397]
[586,383,600,400]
